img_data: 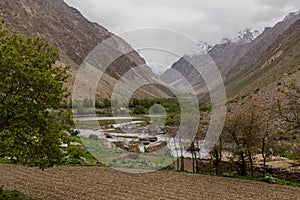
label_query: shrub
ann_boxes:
[88,134,98,140]
[263,173,277,184]
[0,186,34,200]
[221,171,238,178]
[132,105,147,114]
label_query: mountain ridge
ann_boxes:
[161,11,300,100]
[0,0,170,99]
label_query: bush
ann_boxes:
[0,186,34,200]
[60,157,82,165]
[82,98,93,108]
[132,105,147,114]
[221,171,238,178]
[263,173,277,184]
[166,112,180,126]
[95,100,104,108]
[199,103,212,112]
[88,134,98,140]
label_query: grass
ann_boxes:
[0,186,34,200]
[173,168,300,187]
[220,172,300,187]
[81,137,174,170]
[162,164,300,188]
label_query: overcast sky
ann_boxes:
[64,0,300,74]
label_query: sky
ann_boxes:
[64,0,300,74]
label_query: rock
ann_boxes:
[124,143,140,153]
[143,129,150,134]
[113,141,124,149]
[104,133,112,138]
[139,136,158,143]
[139,137,148,142]
[145,141,167,153]
[149,136,158,143]
[159,130,167,135]
[148,125,159,135]
[60,143,68,148]
[70,142,82,146]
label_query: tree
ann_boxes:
[211,137,223,175]
[0,19,70,169]
[224,100,263,177]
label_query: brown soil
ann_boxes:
[1,164,300,200]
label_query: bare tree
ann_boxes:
[212,137,223,175]
[224,100,263,177]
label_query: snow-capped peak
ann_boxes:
[220,28,263,45]
[232,28,262,44]
[283,10,300,22]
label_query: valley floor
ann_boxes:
[1,164,300,199]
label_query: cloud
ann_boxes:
[254,0,300,8]
[65,0,299,42]
[64,0,300,72]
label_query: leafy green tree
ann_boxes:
[132,105,147,114]
[0,19,70,169]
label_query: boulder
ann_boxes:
[70,142,82,146]
[159,130,167,135]
[148,125,159,135]
[139,137,148,142]
[104,133,112,138]
[139,136,158,143]
[124,143,140,153]
[149,136,158,143]
[145,141,167,153]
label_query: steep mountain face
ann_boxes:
[209,29,266,79]
[161,11,300,100]
[225,11,300,79]
[0,0,169,99]
[226,18,300,98]
[162,28,262,84]
[160,28,260,98]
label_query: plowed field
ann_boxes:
[0,164,299,200]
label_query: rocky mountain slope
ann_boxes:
[161,11,300,100]
[225,16,300,98]
[0,0,170,99]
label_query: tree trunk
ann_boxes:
[214,149,221,175]
[173,137,180,170]
[196,158,200,173]
[180,156,185,171]
[192,150,195,173]
[262,137,267,177]
[240,153,247,176]
[248,151,254,177]
[195,139,201,173]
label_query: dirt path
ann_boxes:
[0,164,300,200]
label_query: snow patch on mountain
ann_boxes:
[283,10,300,22]
[221,28,263,45]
